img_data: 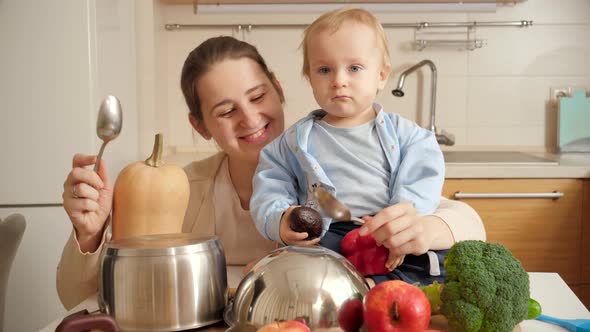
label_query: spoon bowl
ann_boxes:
[94,95,122,171]
[312,186,364,224]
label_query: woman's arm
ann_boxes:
[56,229,109,309]
[57,154,113,309]
[431,197,486,243]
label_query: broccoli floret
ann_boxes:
[440,240,530,332]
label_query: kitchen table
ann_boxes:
[40,272,589,332]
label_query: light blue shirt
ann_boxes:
[251,103,444,244]
[311,118,390,218]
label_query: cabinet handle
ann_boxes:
[454,191,564,199]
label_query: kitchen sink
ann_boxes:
[443,151,559,165]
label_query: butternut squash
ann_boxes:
[111,133,189,240]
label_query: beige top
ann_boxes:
[56,152,486,310]
[213,157,277,265]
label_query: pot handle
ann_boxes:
[55,309,119,332]
[223,300,236,327]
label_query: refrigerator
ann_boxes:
[0,1,138,331]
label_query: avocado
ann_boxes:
[289,206,323,240]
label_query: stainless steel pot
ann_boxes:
[225,246,369,331]
[99,233,228,331]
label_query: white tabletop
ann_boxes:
[41,272,589,332]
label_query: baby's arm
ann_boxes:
[366,116,445,269]
[390,116,445,214]
[250,138,319,246]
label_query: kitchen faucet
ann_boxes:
[392,59,455,146]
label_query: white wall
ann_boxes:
[145,0,590,164]
[0,0,138,331]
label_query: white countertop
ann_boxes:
[41,272,590,332]
[445,152,590,178]
[165,150,590,179]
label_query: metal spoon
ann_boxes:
[94,95,122,172]
[312,186,364,225]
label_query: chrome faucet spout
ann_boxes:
[392,60,437,132]
[392,60,453,146]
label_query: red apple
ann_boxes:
[338,298,364,332]
[256,319,311,332]
[363,280,431,332]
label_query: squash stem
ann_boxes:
[145,133,163,167]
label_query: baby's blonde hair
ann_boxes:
[301,7,391,78]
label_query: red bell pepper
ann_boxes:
[340,228,389,276]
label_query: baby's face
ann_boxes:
[306,21,390,127]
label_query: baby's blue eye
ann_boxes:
[350,65,362,72]
[318,67,330,74]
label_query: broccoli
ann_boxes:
[423,240,530,332]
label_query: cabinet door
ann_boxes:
[0,1,95,205]
[582,180,590,309]
[443,179,584,285]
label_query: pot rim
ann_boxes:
[104,233,222,257]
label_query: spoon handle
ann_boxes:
[351,217,365,225]
[94,141,107,172]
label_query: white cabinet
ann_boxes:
[0,1,138,331]
[0,1,95,205]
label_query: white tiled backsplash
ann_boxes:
[139,0,590,160]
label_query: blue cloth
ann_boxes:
[320,222,447,286]
[251,103,445,244]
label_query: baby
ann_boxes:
[250,7,445,285]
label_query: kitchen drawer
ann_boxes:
[583,180,590,284]
[443,179,584,285]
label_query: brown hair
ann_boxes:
[180,36,283,123]
[301,7,391,77]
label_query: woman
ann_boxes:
[57,36,485,310]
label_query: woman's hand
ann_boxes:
[358,202,436,259]
[279,206,321,246]
[62,154,113,252]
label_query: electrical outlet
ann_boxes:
[550,87,570,101]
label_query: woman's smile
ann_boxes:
[241,123,270,143]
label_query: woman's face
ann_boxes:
[192,58,285,164]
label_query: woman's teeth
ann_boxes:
[244,126,266,140]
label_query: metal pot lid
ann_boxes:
[105,233,222,257]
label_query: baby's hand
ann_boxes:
[280,206,321,246]
[359,202,428,257]
[386,251,405,271]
